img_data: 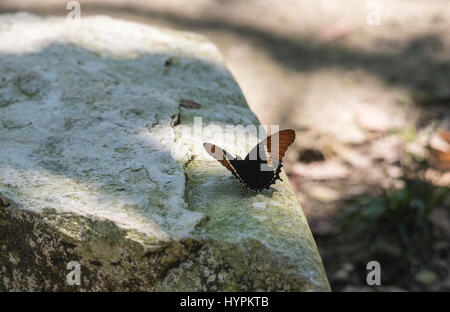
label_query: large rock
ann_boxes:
[0,13,329,291]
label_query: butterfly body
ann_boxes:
[204,129,295,192]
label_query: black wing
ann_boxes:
[203,143,247,185]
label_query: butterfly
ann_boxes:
[203,129,295,192]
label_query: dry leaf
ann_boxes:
[305,184,340,202]
[425,168,450,186]
[428,129,450,170]
[371,135,404,163]
[179,98,202,109]
[330,142,371,168]
[355,104,390,132]
[320,20,354,42]
[290,159,349,180]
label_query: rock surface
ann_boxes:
[0,13,329,291]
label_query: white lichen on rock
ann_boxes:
[0,13,329,291]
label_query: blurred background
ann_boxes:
[1,0,448,291]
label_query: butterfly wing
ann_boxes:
[203,129,295,192]
[233,129,294,191]
[245,129,295,166]
[203,143,246,184]
[230,157,283,191]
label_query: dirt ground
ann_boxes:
[1,0,449,291]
